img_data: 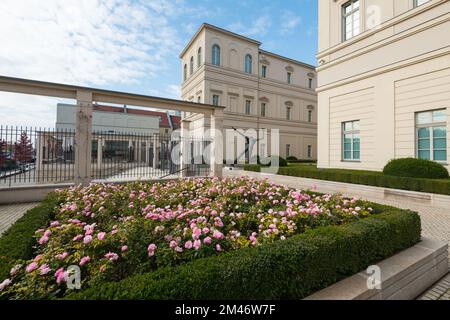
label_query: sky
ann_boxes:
[0,0,318,127]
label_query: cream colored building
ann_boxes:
[180,23,317,161]
[317,0,450,171]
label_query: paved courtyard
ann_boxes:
[0,202,39,235]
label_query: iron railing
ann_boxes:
[0,126,210,188]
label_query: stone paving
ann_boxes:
[0,203,39,235]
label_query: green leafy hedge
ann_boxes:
[244,164,450,196]
[383,158,449,179]
[67,208,420,300]
[0,195,58,279]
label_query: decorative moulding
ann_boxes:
[285,65,294,73]
[307,105,315,110]
[307,72,315,79]
[285,101,294,107]
[259,97,270,103]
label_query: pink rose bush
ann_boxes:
[0,177,374,299]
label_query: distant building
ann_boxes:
[36,104,182,169]
[180,23,318,161]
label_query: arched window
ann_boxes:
[245,54,253,74]
[190,57,194,75]
[212,45,220,66]
[197,48,202,68]
[183,64,187,81]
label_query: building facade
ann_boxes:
[180,23,318,161]
[317,0,450,171]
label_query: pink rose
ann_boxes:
[213,230,224,240]
[39,264,51,275]
[104,252,119,261]
[80,256,91,266]
[55,268,67,284]
[121,245,128,252]
[97,232,106,241]
[0,279,11,291]
[184,241,193,249]
[39,236,49,245]
[83,235,93,244]
[26,262,39,273]
[56,252,69,260]
[216,244,222,252]
[73,235,83,242]
[203,237,212,245]
[193,240,202,251]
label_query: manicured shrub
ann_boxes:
[0,177,375,299]
[383,158,449,179]
[67,208,420,300]
[245,164,450,196]
[286,156,298,161]
[0,194,58,279]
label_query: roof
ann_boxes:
[259,50,316,70]
[180,23,262,58]
[179,23,317,70]
[93,105,181,129]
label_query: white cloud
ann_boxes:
[165,84,181,100]
[228,15,272,38]
[0,0,187,127]
[0,0,183,86]
[280,12,302,35]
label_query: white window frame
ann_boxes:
[342,0,360,41]
[245,100,251,115]
[308,110,313,123]
[286,106,292,120]
[261,65,267,78]
[261,103,266,117]
[212,95,220,106]
[414,0,431,8]
[342,120,361,161]
[415,109,447,163]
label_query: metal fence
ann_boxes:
[91,131,211,181]
[0,126,210,188]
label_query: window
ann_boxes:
[197,48,202,68]
[190,56,194,75]
[183,64,187,81]
[261,65,267,78]
[261,103,266,117]
[414,0,431,7]
[212,45,220,66]
[308,110,313,123]
[308,145,312,158]
[342,0,360,41]
[197,96,201,103]
[286,107,292,120]
[308,78,313,89]
[212,95,220,106]
[416,110,447,162]
[287,72,292,84]
[245,100,251,115]
[342,120,360,161]
[245,54,253,74]
[286,144,291,158]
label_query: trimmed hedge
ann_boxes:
[383,158,449,179]
[67,208,420,300]
[0,194,58,279]
[244,164,450,196]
